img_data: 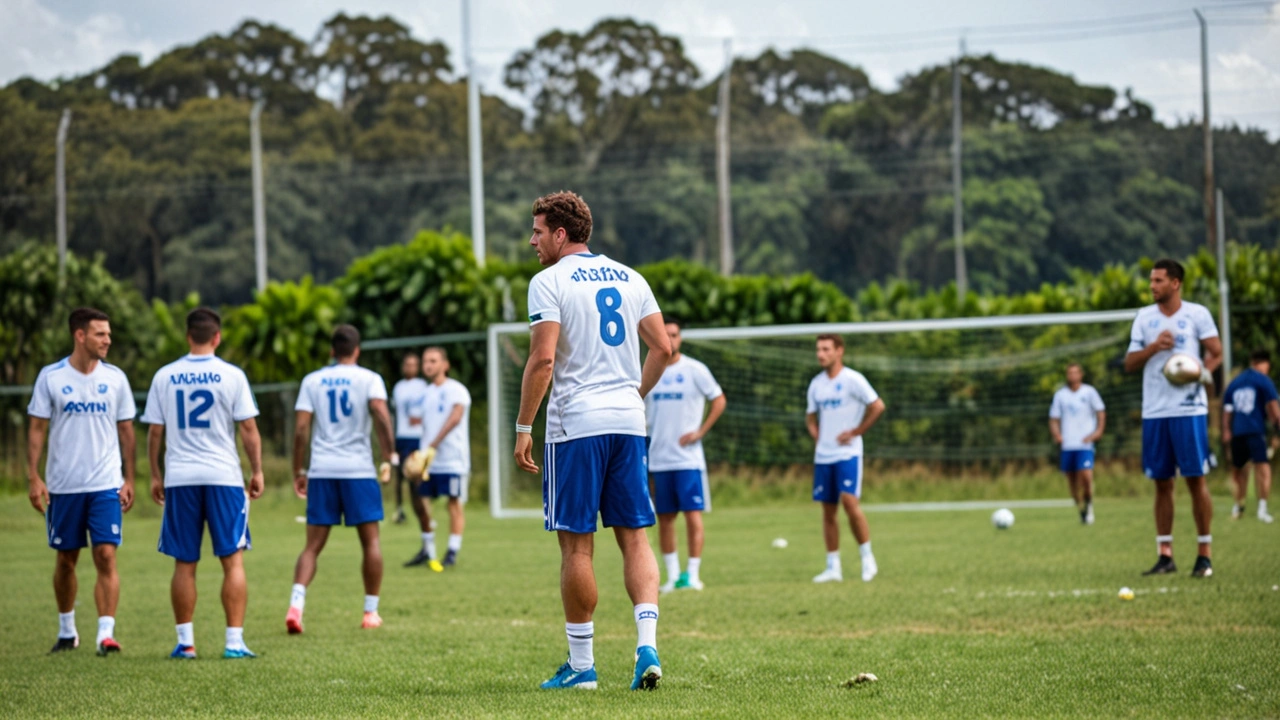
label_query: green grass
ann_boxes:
[1,489,1278,718]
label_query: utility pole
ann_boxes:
[250,100,267,294]
[951,39,968,300]
[1215,188,1231,380]
[1194,10,1216,251]
[716,38,734,277]
[55,109,71,280]
[462,0,486,267]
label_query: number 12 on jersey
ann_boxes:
[596,287,625,346]
[175,389,213,430]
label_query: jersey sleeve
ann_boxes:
[527,272,560,326]
[368,373,388,402]
[849,372,879,404]
[805,379,818,414]
[1262,377,1280,405]
[449,381,472,408]
[232,369,259,421]
[1091,388,1106,411]
[1196,305,1220,340]
[140,372,165,424]
[26,367,53,419]
[1048,392,1062,419]
[1127,316,1146,353]
[294,376,316,413]
[116,375,137,422]
[637,275,661,320]
[694,362,723,401]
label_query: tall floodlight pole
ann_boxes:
[1215,188,1231,380]
[250,100,268,294]
[951,45,967,300]
[463,0,486,267]
[56,109,71,280]
[716,38,734,277]
[1194,10,1216,251]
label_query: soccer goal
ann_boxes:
[487,309,1142,519]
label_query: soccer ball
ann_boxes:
[1162,353,1202,386]
[991,508,1015,529]
[402,447,435,480]
[1118,587,1135,601]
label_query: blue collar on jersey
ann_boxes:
[570,252,599,258]
[185,354,215,362]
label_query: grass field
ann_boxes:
[1,489,1278,718]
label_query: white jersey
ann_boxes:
[1127,302,1218,419]
[1049,384,1106,451]
[421,378,472,474]
[806,366,879,464]
[27,358,136,494]
[392,378,429,439]
[645,356,723,472]
[527,252,662,442]
[141,354,258,488]
[295,363,388,479]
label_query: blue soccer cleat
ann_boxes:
[630,646,662,690]
[223,646,257,659]
[169,644,197,659]
[540,659,598,690]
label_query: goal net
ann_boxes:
[487,309,1142,518]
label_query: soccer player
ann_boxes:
[27,307,137,655]
[1222,348,1280,523]
[286,324,397,632]
[645,318,726,593]
[513,191,672,691]
[391,352,428,525]
[142,308,264,659]
[1124,258,1222,578]
[1049,363,1107,525]
[806,334,885,584]
[405,346,472,568]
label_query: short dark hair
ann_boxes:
[816,333,845,350]
[663,316,683,331]
[403,351,420,363]
[1250,348,1271,365]
[532,191,593,244]
[68,307,109,337]
[332,324,361,359]
[1066,362,1083,372]
[423,346,449,363]
[1152,258,1185,283]
[186,307,222,345]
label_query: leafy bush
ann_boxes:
[221,277,343,382]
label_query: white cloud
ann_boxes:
[0,0,158,81]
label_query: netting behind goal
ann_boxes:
[488,310,1142,518]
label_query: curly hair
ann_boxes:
[532,191,593,245]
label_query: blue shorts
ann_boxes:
[1143,416,1211,480]
[1231,434,1269,468]
[395,437,420,461]
[1060,449,1095,473]
[544,434,655,533]
[307,478,384,526]
[46,489,122,551]
[651,470,709,514]
[418,473,469,503]
[158,485,251,563]
[814,457,863,503]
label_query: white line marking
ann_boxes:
[863,499,1074,513]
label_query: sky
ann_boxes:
[2,0,1278,137]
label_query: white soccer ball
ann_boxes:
[771,538,788,549]
[1162,353,1202,386]
[991,508,1015,529]
[1118,587,1135,601]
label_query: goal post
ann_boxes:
[487,309,1142,519]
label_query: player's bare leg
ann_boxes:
[286,524,329,634]
[841,493,877,581]
[1079,469,1095,524]
[171,561,198,624]
[355,521,384,627]
[405,482,441,570]
[616,525,661,689]
[444,497,466,566]
[220,551,247,628]
[1231,465,1249,518]
[559,531,597,623]
[1065,470,1082,508]
[657,512,679,592]
[1143,478,1179,576]
[91,544,120,653]
[53,549,79,614]
[1256,463,1273,522]
[1185,476,1213,562]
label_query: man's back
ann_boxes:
[1225,368,1279,437]
[297,363,387,478]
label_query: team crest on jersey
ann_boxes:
[61,385,73,395]
[97,383,108,394]
[1148,320,1160,329]
[835,383,843,391]
[676,374,684,384]
[1177,320,1187,329]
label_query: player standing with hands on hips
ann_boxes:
[27,308,137,655]
[1222,348,1280,523]
[514,191,673,691]
[807,334,885,584]
[142,308,264,659]
[1124,259,1222,578]
[1049,363,1106,525]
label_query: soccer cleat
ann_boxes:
[49,636,79,654]
[392,508,406,524]
[1259,510,1275,524]
[684,577,705,591]
[361,611,383,629]
[630,646,662,691]
[861,557,878,583]
[428,559,444,573]
[1232,504,1245,520]
[674,571,691,589]
[540,660,598,690]
[223,646,257,659]
[404,550,431,567]
[443,549,458,567]
[286,606,304,635]
[1191,555,1214,578]
[1142,555,1177,576]
[169,644,197,659]
[96,638,121,657]
[1084,507,1095,525]
[659,579,677,594]
[813,568,843,583]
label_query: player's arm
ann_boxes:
[1222,408,1234,444]
[637,314,672,399]
[1267,399,1280,426]
[1124,329,1174,373]
[805,412,820,441]
[514,321,560,474]
[292,410,312,498]
[428,405,466,449]
[681,394,727,446]
[238,418,265,500]
[370,399,395,463]
[838,398,886,444]
[1085,412,1107,444]
[117,420,136,512]
[26,416,49,513]
[147,424,166,505]
[1048,417,1062,445]
[1200,336,1223,374]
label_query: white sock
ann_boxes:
[176,622,194,647]
[663,552,680,581]
[566,622,594,671]
[97,616,115,644]
[1197,534,1212,545]
[859,541,873,560]
[1260,500,1269,515]
[364,595,379,613]
[448,534,463,552]
[226,627,244,649]
[58,611,76,639]
[687,557,701,582]
[1156,535,1172,552]
[290,583,307,610]
[422,532,436,559]
[826,551,841,571]
[634,603,658,650]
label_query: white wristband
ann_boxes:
[516,424,533,434]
